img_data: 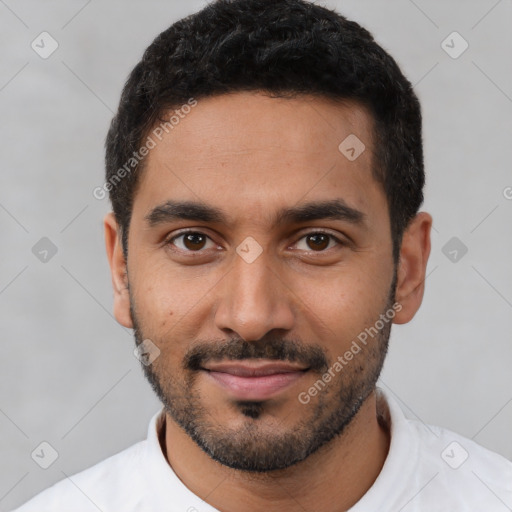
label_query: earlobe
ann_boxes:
[104,212,133,329]
[393,212,432,325]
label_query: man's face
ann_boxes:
[122,92,397,471]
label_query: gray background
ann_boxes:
[1,0,511,509]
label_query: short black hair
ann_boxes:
[105,0,424,263]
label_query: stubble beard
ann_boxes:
[130,273,396,472]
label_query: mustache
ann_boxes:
[184,336,329,373]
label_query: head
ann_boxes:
[104,0,431,472]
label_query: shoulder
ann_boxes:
[11,441,150,512]
[401,411,512,509]
[414,419,512,487]
[373,388,512,510]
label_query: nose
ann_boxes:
[214,249,295,342]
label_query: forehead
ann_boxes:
[147,92,374,162]
[134,91,381,224]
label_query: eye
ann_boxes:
[165,230,345,255]
[294,231,343,252]
[166,231,217,252]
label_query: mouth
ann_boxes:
[201,360,310,400]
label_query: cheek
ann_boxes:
[131,259,216,337]
[294,266,391,341]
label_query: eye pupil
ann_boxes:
[184,233,206,250]
[307,233,329,251]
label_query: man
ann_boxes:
[14,0,512,510]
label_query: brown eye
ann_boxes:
[168,231,215,252]
[183,233,207,250]
[306,233,330,251]
[294,232,342,252]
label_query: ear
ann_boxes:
[393,212,432,324]
[104,212,133,328]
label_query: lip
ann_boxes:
[202,360,309,400]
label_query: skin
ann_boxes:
[104,91,432,511]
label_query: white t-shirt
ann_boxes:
[12,388,512,511]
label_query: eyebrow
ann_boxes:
[144,199,366,229]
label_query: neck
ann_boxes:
[162,390,390,512]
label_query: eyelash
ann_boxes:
[164,229,345,255]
